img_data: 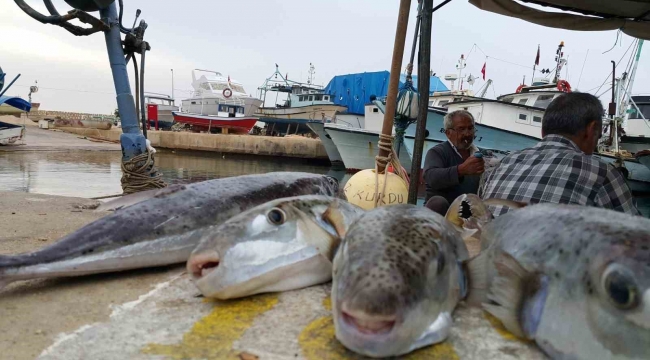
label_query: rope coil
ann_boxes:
[373,133,410,208]
[120,151,167,194]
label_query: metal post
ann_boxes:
[171,68,174,105]
[408,0,433,204]
[99,3,147,159]
[377,0,412,174]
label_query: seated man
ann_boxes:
[423,110,485,215]
[482,92,640,216]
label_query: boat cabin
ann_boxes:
[626,95,650,137]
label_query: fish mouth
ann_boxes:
[187,250,220,280]
[341,310,396,335]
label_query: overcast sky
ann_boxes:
[2,0,648,113]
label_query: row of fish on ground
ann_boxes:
[0,172,648,359]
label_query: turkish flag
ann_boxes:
[481,62,486,80]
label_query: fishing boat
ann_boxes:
[255,64,347,136]
[0,95,30,145]
[173,69,262,134]
[444,41,650,193]
[318,71,450,171]
[144,92,177,130]
[621,95,650,154]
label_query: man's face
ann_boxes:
[445,115,475,150]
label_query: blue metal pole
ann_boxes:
[99,3,147,160]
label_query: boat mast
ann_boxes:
[621,39,644,126]
[456,54,466,90]
[307,63,315,85]
[553,41,565,83]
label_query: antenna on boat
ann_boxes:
[456,54,466,90]
[553,41,566,83]
[307,63,315,85]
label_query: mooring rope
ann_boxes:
[373,133,410,208]
[120,151,167,194]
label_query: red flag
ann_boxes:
[227,75,231,84]
[535,45,540,66]
[481,62,486,80]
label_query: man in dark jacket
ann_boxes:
[423,110,484,215]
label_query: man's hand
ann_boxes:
[458,156,485,176]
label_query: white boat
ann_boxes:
[323,102,413,172]
[144,92,177,130]
[622,95,650,154]
[174,69,262,134]
[255,64,347,136]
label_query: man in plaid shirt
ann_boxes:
[481,92,640,216]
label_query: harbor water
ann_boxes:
[2,148,648,215]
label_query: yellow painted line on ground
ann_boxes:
[299,296,459,359]
[141,293,279,359]
[483,312,533,343]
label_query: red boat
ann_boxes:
[172,111,257,134]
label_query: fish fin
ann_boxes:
[482,251,532,339]
[322,200,349,238]
[408,312,453,352]
[482,198,528,210]
[465,251,489,306]
[460,228,479,242]
[95,184,187,212]
[295,207,340,261]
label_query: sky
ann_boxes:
[2,0,648,114]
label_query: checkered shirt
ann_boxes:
[480,134,640,216]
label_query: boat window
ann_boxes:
[518,98,528,105]
[438,100,449,107]
[191,101,197,105]
[533,95,555,109]
[533,116,542,123]
[210,83,227,91]
[519,114,528,121]
[629,104,650,119]
[373,108,379,113]
[309,96,314,101]
[324,95,329,101]
[501,96,514,103]
[200,83,211,91]
[231,84,246,93]
[315,95,323,101]
[237,107,244,114]
[298,96,305,101]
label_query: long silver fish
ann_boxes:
[467,204,650,360]
[0,172,339,289]
[188,195,364,299]
[332,205,470,358]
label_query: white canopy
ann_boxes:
[469,0,650,40]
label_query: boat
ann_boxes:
[443,41,650,193]
[173,69,262,134]
[323,101,413,172]
[621,95,650,154]
[0,95,30,145]
[144,92,177,130]
[318,70,450,171]
[255,64,347,136]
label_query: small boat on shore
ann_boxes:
[173,69,262,134]
[145,92,177,130]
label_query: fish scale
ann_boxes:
[0,172,339,288]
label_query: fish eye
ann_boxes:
[602,264,639,310]
[266,208,286,225]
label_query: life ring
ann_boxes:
[223,88,233,98]
[515,84,525,93]
[557,80,571,93]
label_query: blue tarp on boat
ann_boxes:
[323,71,448,115]
[0,96,32,112]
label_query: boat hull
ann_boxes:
[255,104,347,122]
[324,124,413,173]
[0,121,24,145]
[172,112,257,134]
[306,122,345,169]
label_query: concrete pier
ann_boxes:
[0,190,547,360]
[57,127,329,160]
